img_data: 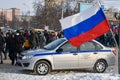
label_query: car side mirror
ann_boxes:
[56,48,63,52]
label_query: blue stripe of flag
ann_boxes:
[63,8,106,39]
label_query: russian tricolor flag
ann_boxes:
[60,4,110,47]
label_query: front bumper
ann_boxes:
[17,58,35,70]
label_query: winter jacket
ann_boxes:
[0,35,5,51]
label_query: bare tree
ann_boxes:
[32,0,80,31]
[0,11,7,27]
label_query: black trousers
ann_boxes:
[0,50,3,62]
[9,50,17,65]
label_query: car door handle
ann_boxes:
[73,53,78,55]
[93,52,98,54]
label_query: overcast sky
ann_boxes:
[0,0,120,15]
[101,0,120,10]
[0,0,34,15]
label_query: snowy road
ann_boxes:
[0,59,120,80]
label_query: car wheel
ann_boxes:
[93,60,107,73]
[34,61,51,75]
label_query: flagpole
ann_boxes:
[110,29,119,74]
[96,0,119,73]
[61,0,64,19]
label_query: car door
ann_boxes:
[78,41,102,68]
[53,42,79,69]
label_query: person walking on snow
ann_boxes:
[0,29,5,64]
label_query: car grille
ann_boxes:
[23,63,30,67]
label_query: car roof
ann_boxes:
[59,37,104,47]
[60,38,100,44]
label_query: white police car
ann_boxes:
[17,38,116,75]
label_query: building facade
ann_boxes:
[0,8,20,28]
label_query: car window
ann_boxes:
[44,38,66,50]
[93,42,103,50]
[80,41,96,50]
[60,42,77,52]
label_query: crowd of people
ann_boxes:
[0,29,64,65]
[96,31,119,47]
[0,27,119,65]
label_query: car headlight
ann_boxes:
[22,55,33,60]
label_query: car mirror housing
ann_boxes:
[56,48,63,52]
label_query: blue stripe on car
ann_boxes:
[33,50,112,57]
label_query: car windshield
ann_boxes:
[43,38,66,50]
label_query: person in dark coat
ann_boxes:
[115,33,119,46]
[44,30,50,44]
[29,30,39,49]
[0,29,5,64]
[37,31,46,48]
[15,32,25,56]
[4,32,10,59]
[7,33,17,65]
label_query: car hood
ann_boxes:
[22,49,54,55]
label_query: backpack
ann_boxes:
[24,40,30,48]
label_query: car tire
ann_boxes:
[34,61,51,75]
[93,59,107,73]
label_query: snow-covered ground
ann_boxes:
[0,59,120,80]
